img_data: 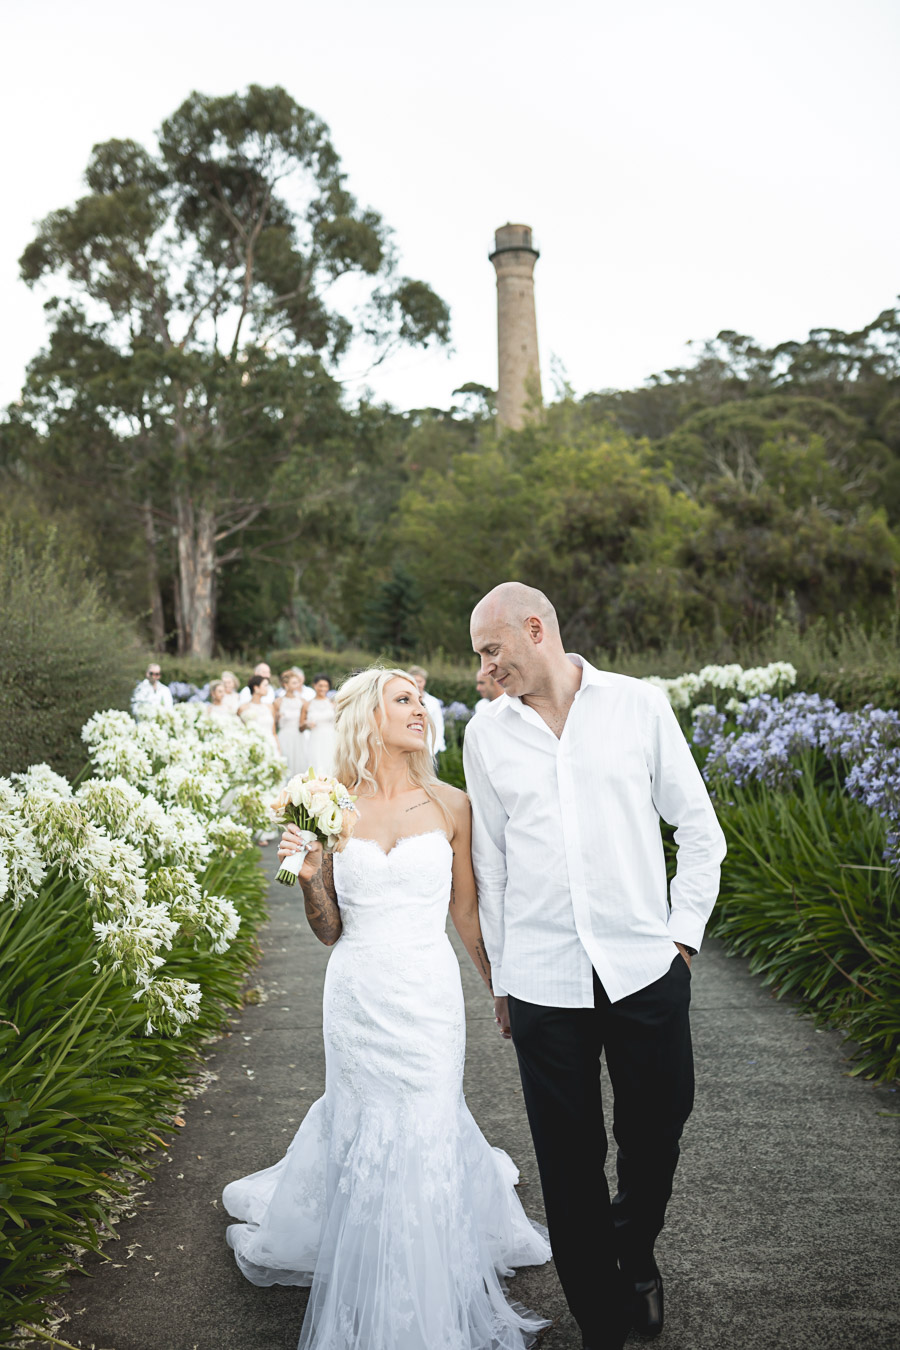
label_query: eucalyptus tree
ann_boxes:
[17,85,449,655]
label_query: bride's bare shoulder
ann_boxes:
[433,781,470,827]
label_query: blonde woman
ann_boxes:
[276,669,308,776]
[298,672,335,775]
[206,680,231,719]
[220,670,240,715]
[223,667,550,1350]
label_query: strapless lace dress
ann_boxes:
[223,830,551,1350]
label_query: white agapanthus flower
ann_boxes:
[0,820,46,910]
[0,783,48,909]
[161,805,214,869]
[92,899,179,980]
[76,828,147,912]
[646,661,798,712]
[18,789,93,868]
[134,976,203,1036]
[207,817,254,857]
[12,763,75,798]
[76,776,147,838]
[187,892,241,954]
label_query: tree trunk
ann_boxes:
[141,498,166,651]
[174,492,217,657]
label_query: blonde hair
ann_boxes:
[221,670,238,689]
[333,666,445,808]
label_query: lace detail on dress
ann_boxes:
[223,831,550,1349]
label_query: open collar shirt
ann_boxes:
[462,655,726,1006]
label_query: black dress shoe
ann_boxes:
[629,1272,664,1337]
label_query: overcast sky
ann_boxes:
[3,0,898,413]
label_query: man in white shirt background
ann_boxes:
[239,662,276,705]
[131,662,174,719]
[464,582,726,1350]
[474,669,502,712]
[408,665,446,758]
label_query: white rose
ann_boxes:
[317,802,342,835]
[309,791,331,817]
[287,776,306,807]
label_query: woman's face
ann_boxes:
[223,676,236,694]
[285,675,300,695]
[210,684,224,704]
[314,679,330,698]
[255,677,270,700]
[375,678,427,755]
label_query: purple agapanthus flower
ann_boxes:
[696,691,900,873]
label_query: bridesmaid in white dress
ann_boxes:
[223,667,551,1350]
[238,674,280,752]
[220,670,241,715]
[299,673,336,776]
[276,670,309,777]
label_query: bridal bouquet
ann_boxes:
[270,767,358,886]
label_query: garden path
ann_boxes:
[37,854,900,1350]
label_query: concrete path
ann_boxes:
[36,854,900,1350]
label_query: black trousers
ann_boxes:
[508,955,694,1347]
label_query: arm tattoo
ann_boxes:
[300,852,341,945]
[473,938,492,987]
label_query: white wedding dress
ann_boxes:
[223,830,551,1350]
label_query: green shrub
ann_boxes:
[0,526,143,779]
[0,849,266,1336]
[707,760,900,1082]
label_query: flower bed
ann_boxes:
[0,706,284,1335]
[692,693,900,1082]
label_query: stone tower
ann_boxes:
[489,223,542,429]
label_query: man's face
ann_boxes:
[471,618,536,699]
[475,673,499,700]
[255,663,271,680]
[147,666,161,685]
[413,674,426,696]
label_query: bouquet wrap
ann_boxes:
[275,829,318,885]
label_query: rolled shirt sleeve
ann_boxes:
[462,724,510,997]
[644,689,727,953]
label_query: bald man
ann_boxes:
[464,582,725,1350]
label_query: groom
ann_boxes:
[463,583,726,1350]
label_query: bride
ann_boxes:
[223,667,551,1350]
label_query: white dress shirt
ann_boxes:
[463,656,726,1007]
[421,690,446,754]
[131,679,174,718]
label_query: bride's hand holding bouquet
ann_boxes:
[271,768,358,887]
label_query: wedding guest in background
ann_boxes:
[299,673,336,775]
[408,665,446,758]
[220,671,241,715]
[291,666,316,703]
[131,663,174,719]
[239,674,280,752]
[277,670,309,777]
[474,670,502,713]
[207,681,232,719]
[239,662,276,705]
